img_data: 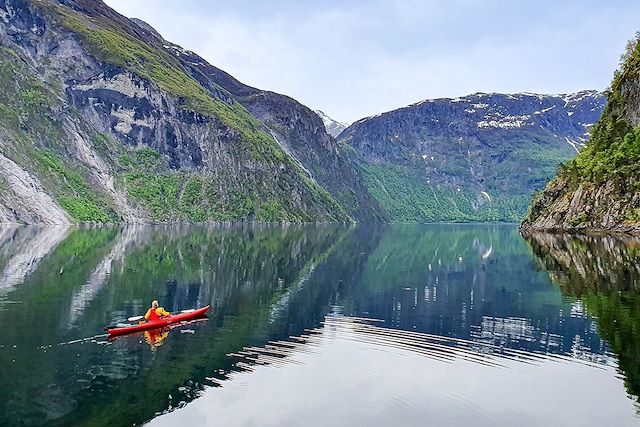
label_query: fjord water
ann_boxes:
[0,225,639,426]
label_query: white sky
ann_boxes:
[103,0,640,123]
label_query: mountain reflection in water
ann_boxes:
[0,224,638,426]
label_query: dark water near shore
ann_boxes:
[0,224,639,426]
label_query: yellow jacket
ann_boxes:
[144,307,170,320]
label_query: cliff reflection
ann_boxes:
[524,231,640,402]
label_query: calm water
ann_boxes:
[0,224,639,426]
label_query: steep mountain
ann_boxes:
[522,34,640,233]
[314,110,348,138]
[155,35,385,222]
[0,0,384,224]
[339,91,605,222]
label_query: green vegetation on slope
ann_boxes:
[558,33,640,186]
[522,33,640,229]
[33,149,116,222]
[0,47,61,140]
[117,146,337,222]
[345,118,578,223]
[361,163,531,222]
[0,4,348,223]
[50,0,349,222]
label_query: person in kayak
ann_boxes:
[144,300,170,321]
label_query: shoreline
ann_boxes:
[519,224,640,237]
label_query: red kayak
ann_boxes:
[107,306,210,336]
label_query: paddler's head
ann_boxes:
[152,300,159,308]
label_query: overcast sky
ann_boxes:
[103,0,639,123]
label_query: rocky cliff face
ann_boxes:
[523,178,640,233]
[522,34,640,233]
[339,91,605,222]
[0,0,384,223]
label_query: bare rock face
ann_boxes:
[621,70,640,128]
[0,152,69,224]
[523,178,640,234]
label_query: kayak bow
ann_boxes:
[107,305,210,336]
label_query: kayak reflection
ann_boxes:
[108,317,210,351]
[144,328,170,350]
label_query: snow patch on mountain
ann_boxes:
[478,114,531,129]
[315,110,349,138]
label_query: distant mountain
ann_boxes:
[338,91,605,222]
[522,35,640,233]
[314,110,349,138]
